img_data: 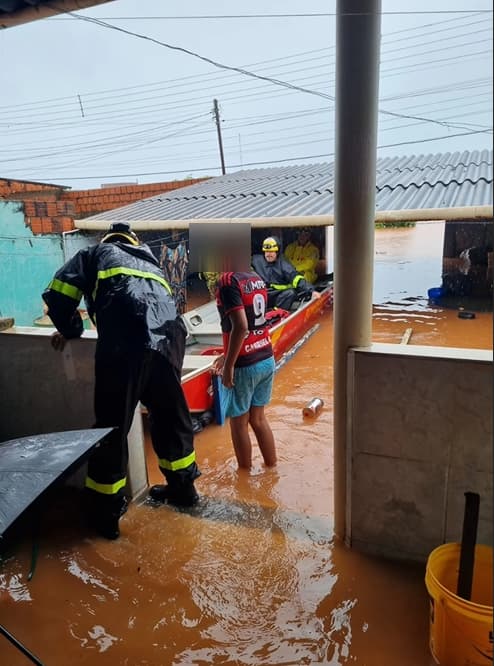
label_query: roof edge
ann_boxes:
[74,205,493,230]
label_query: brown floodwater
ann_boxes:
[0,225,491,666]
[372,222,492,349]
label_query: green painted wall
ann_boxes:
[0,201,93,326]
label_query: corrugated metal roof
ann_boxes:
[82,150,493,223]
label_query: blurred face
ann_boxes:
[298,230,310,245]
[189,222,251,273]
[264,251,278,263]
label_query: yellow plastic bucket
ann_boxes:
[425,543,493,666]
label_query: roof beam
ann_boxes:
[73,205,494,231]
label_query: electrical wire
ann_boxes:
[45,6,492,135]
[48,10,494,20]
[1,24,490,124]
[13,127,491,182]
[1,10,488,117]
[2,8,491,184]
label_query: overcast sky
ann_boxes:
[0,0,492,190]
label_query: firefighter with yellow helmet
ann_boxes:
[252,236,320,310]
[42,222,200,540]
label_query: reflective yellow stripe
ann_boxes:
[85,476,127,495]
[158,451,196,472]
[293,275,304,288]
[270,283,291,291]
[49,278,82,301]
[95,267,172,295]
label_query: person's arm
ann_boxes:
[279,257,310,292]
[42,249,90,347]
[280,257,320,300]
[222,308,248,388]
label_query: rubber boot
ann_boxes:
[148,483,199,507]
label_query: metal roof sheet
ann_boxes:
[82,150,493,223]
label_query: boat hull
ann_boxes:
[269,287,333,361]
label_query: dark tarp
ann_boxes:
[0,428,112,536]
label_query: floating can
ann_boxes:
[302,397,324,417]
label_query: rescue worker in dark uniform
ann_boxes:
[251,236,318,310]
[42,222,200,540]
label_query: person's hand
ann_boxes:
[50,331,67,351]
[221,364,235,389]
[212,354,225,376]
[311,290,321,300]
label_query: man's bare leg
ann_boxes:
[229,412,252,469]
[249,405,277,466]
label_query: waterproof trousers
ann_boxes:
[86,349,200,516]
[267,287,298,311]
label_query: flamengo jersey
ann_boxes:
[216,271,273,367]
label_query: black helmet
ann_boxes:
[101,222,139,246]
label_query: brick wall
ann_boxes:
[22,200,75,233]
[0,178,66,198]
[0,177,208,234]
[62,179,205,218]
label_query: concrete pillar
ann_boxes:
[333,0,382,540]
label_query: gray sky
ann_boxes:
[0,0,492,190]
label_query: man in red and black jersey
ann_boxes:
[214,271,277,469]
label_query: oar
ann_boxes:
[456,491,480,600]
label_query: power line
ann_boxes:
[0,113,210,163]
[3,90,491,169]
[3,66,490,136]
[50,7,491,135]
[17,128,491,182]
[0,13,488,117]
[4,30,490,126]
[48,11,494,20]
[2,9,491,184]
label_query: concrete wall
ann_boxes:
[0,201,94,326]
[0,327,146,496]
[2,327,491,560]
[347,343,493,562]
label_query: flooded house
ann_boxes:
[0,3,492,664]
[1,149,492,664]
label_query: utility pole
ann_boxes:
[212,98,226,175]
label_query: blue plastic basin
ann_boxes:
[428,287,443,301]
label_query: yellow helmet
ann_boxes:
[262,236,279,252]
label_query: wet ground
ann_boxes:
[0,224,491,665]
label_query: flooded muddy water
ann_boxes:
[0,224,490,665]
[373,222,492,349]
[374,221,446,307]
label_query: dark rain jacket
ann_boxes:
[251,253,313,298]
[42,241,187,370]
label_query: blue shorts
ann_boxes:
[221,356,275,419]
